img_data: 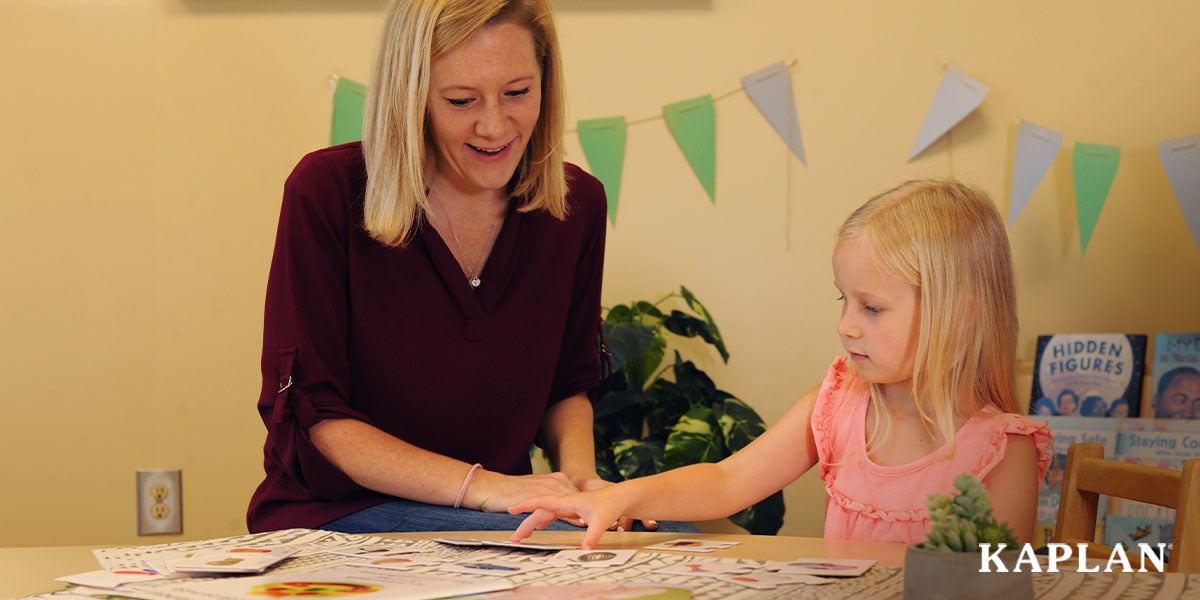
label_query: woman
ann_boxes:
[247,0,677,535]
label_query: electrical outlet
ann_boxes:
[136,469,182,535]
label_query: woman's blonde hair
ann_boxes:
[838,179,1019,454]
[362,0,568,247]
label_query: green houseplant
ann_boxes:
[591,286,785,535]
[904,473,1031,599]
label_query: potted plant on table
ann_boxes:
[904,473,1032,599]
[590,286,784,535]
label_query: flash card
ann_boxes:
[719,571,835,589]
[439,560,551,576]
[547,549,637,568]
[168,546,300,574]
[654,560,753,578]
[763,558,875,577]
[643,539,740,553]
[357,555,447,570]
[433,537,577,551]
[328,544,424,558]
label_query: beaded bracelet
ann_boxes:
[453,463,483,509]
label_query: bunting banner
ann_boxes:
[1157,133,1200,251]
[1072,142,1121,255]
[321,67,1194,254]
[577,116,628,224]
[1008,121,1063,227]
[330,77,366,146]
[663,95,717,203]
[908,66,989,162]
[741,62,806,165]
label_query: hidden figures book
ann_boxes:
[1028,333,1147,418]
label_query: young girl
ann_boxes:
[508,179,1053,548]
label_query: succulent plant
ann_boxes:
[923,473,1018,552]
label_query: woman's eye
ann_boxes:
[446,98,471,107]
[506,87,531,98]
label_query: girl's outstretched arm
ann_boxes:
[982,434,1039,544]
[509,385,823,548]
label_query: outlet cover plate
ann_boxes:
[136,469,182,535]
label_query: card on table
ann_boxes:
[167,546,301,574]
[654,560,753,578]
[432,537,577,551]
[328,544,425,558]
[438,560,551,576]
[718,571,835,589]
[356,555,447,570]
[546,549,637,568]
[763,558,876,577]
[643,539,740,553]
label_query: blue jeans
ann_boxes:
[320,498,700,534]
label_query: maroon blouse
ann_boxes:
[246,143,607,532]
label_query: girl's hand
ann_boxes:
[467,471,579,513]
[577,478,658,534]
[508,489,624,549]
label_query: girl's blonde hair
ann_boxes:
[362,0,568,247]
[838,179,1019,453]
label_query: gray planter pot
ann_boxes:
[903,544,1033,600]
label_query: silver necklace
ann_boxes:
[430,193,498,289]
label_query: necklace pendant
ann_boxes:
[469,276,481,288]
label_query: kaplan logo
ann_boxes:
[978,543,1170,573]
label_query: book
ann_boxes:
[1030,416,1119,548]
[1148,333,1200,419]
[1102,418,1200,561]
[1029,333,1148,418]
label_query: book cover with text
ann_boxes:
[1029,333,1147,419]
[1103,418,1200,557]
[1030,415,1119,548]
[1148,332,1200,419]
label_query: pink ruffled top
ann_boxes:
[811,357,1052,543]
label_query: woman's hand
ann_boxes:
[465,470,580,513]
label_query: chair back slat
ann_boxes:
[1076,458,1181,507]
[1054,442,1200,573]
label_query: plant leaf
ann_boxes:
[671,353,732,407]
[729,490,786,535]
[612,437,664,480]
[631,301,665,322]
[604,303,635,323]
[594,389,651,420]
[679,286,729,362]
[644,379,692,441]
[662,311,728,363]
[718,397,768,451]
[603,321,654,372]
[603,321,664,390]
[663,406,725,470]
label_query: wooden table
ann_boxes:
[4,530,1198,599]
[0,531,906,598]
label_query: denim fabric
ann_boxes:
[319,498,700,535]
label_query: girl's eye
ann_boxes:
[835,294,846,302]
[506,87,531,98]
[864,304,882,315]
[446,98,472,107]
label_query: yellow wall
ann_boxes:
[2,0,1198,547]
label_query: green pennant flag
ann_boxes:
[663,95,716,203]
[577,116,627,225]
[330,77,366,146]
[1071,142,1121,255]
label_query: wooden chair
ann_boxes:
[1054,442,1200,572]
